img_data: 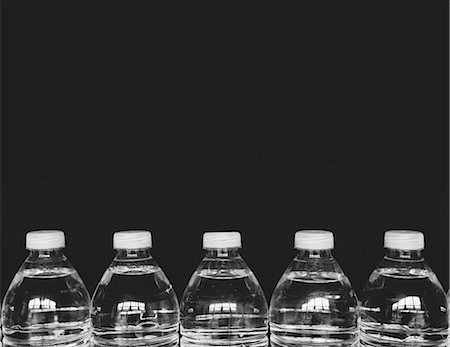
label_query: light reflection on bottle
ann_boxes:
[208,302,237,313]
[117,301,146,315]
[391,296,424,314]
[300,297,330,313]
[28,297,57,311]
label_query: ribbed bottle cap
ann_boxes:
[203,231,242,249]
[384,230,424,250]
[113,230,152,249]
[294,230,334,250]
[26,230,66,250]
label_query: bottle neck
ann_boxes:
[205,248,241,258]
[114,248,152,260]
[296,249,333,259]
[199,248,248,273]
[27,248,66,261]
[385,248,423,261]
[291,248,343,274]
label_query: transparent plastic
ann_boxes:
[269,249,359,347]
[360,249,448,347]
[180,248,269,347]
[91,248,179,347]
[1,248,91,347]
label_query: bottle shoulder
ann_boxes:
[108,263,163,275]
[22,253,74,270]
[367,256,437,280]
[91,264,179,309]
[193,255,252,278]
[270,256,357,300]
[2,263,91,312]
[285,255,347,275]
[180,255,266,301]
[4,254,85,293]
[365,267,443,286]
[96,261,170,284]
[105,255,168,276]
[93,261,175,293]
[361,258,446,301]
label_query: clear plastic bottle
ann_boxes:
[448,290,450,347]
[360,230,448,347]
[269,230,359,347]
[179,231,268,347]
[1,230,91,347]
[91,230,179,347]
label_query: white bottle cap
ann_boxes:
[26,230,66,250]
[384,230,424,250]
[203,231,242,249]
[113,230,152,249]
[294,230,334,250]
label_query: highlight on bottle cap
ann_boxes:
[113,230,152,249]
[203,231,242,249]
[384,230,424,250]
[294,230,334,250]
[26,230,66,250]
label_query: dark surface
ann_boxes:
[1,0,449,300]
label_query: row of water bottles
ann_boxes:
[1,229,448,346]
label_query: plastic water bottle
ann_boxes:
[269,230,359,347]
[91,230,179,347]
[360,230,448,346]
[447,290,450,347]
[1,230,91,346]
[179,231,268,347]
[447,290,450,346]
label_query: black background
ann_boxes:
[1,0,449,301]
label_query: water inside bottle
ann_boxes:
[180,268,268,347]
[92,265,179,347]
[360,268,448,347]
[2,267,91,347]
[270,270,358,347]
